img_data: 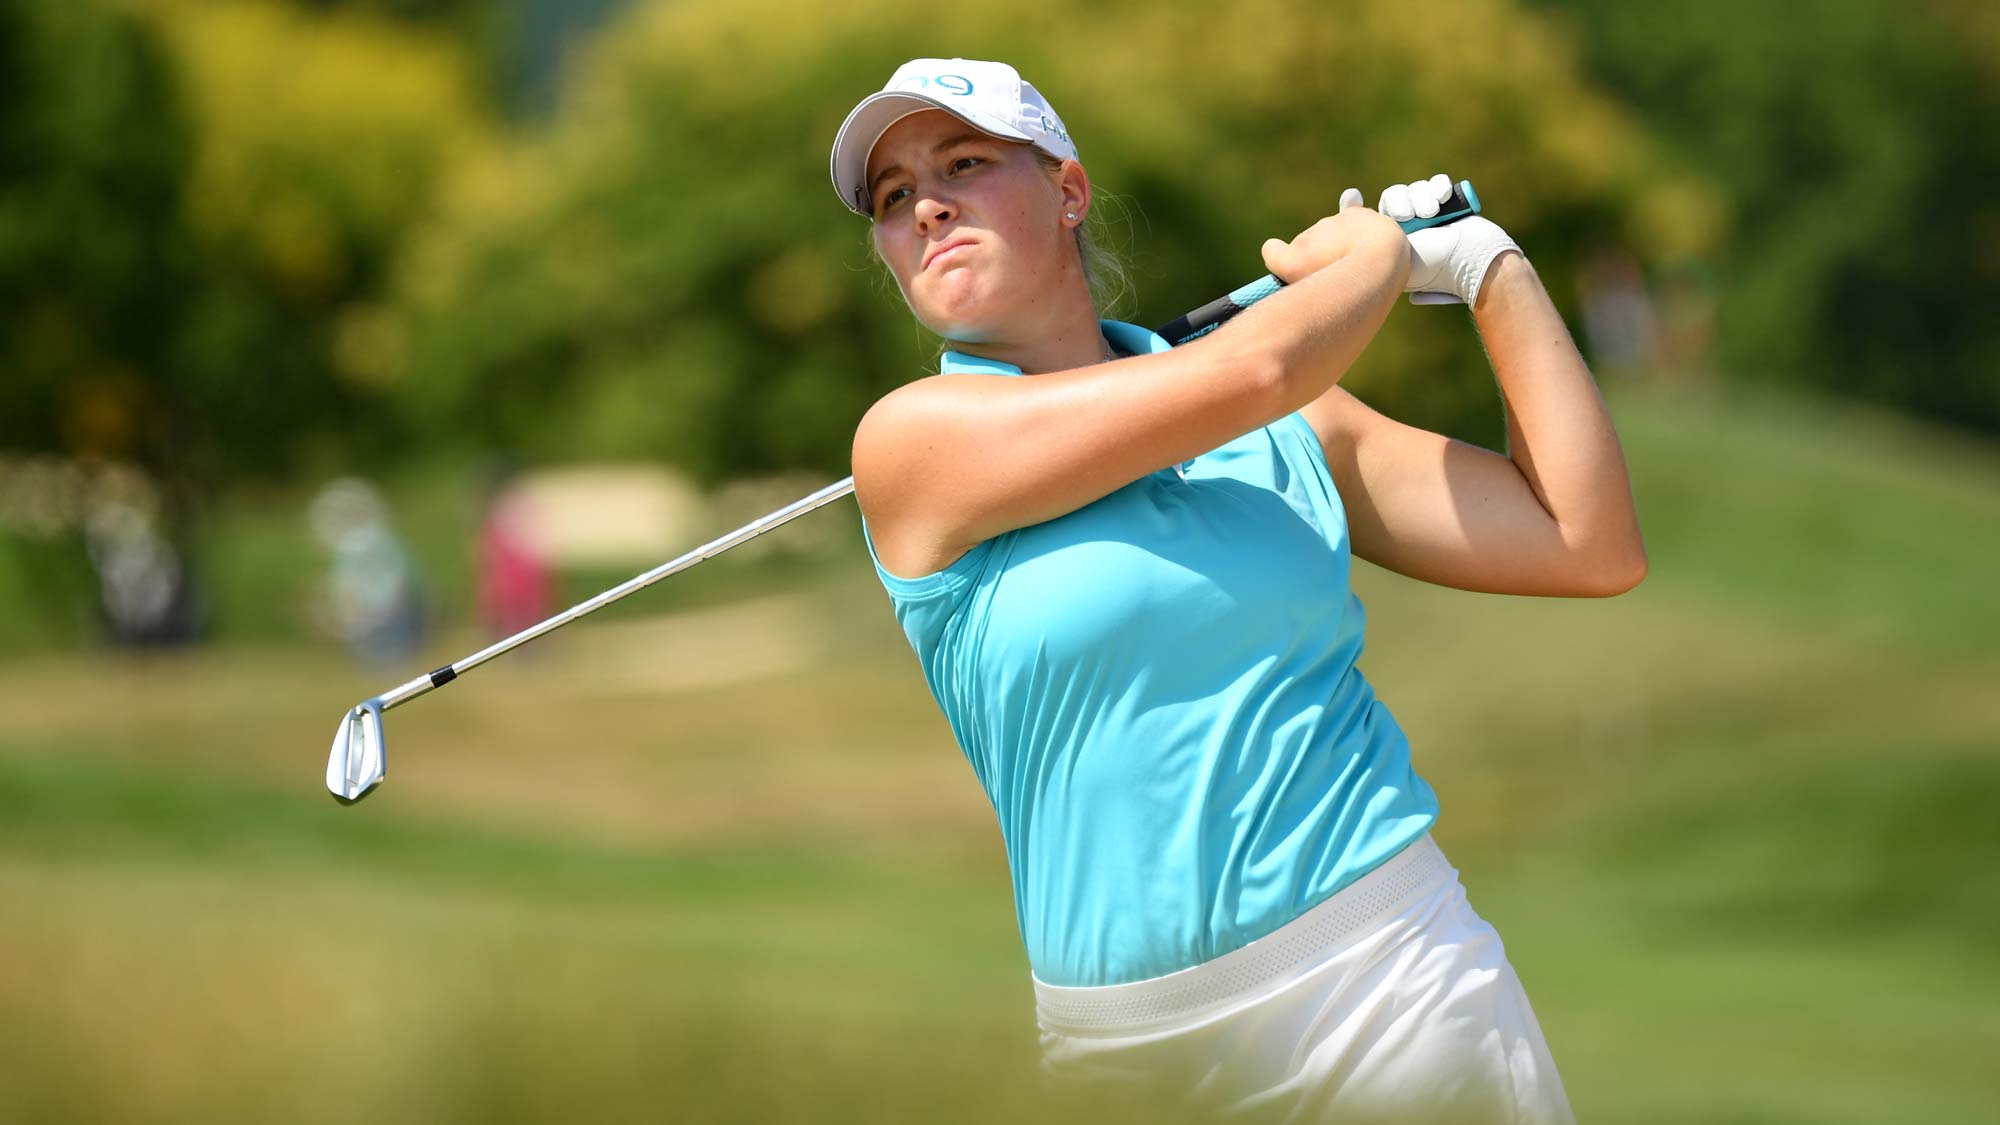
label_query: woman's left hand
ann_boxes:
[1379,173,1520,308]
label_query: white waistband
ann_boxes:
[1032,834,1453,1035]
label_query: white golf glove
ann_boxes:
[1379,173,1520,307]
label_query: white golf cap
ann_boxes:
[830,58,1078,216]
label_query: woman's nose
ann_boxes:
[915,196,954,231]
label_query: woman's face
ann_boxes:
[866,109,1086,342]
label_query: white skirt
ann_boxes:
[1034,835,1575,1124]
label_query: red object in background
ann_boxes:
[476,492,552,639]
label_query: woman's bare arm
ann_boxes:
[855,208,1412,577]
[1300,252,1647,597]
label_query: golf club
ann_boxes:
[326,182,1482,804]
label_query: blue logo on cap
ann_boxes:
[896,74,974,97]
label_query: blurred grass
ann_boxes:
[1,380,1997,1122]
[1614,379,2000,658]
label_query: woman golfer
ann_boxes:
[832,58,1641,1123]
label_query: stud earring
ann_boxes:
[1065,212,1078,221]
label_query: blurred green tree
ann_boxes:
[2,0,494,483]
[388,0,1719,481]
[1539,0,2000,433]
[0,0,195,469]
[129,0,495,477]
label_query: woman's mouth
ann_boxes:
[923,237,977,271]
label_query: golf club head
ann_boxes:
[326,698,386,805]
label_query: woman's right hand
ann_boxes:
[1259,189,1404,283]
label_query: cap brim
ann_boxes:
[830,91,1033,216]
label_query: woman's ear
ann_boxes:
[1059,158,1091,226]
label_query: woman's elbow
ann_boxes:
[1575,541,1648,597]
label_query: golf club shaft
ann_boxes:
[370,180,1480,711]
[376,475,857,710]
[370,294,1245,714]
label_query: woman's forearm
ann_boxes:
[1208,214,1411,411]
[1472,252,1647,574]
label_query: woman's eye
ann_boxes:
[872,159,978,216]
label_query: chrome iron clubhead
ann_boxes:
[326,698,386,804]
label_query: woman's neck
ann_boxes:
[946,275,1109,374]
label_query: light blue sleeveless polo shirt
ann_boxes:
[861,319,1439,988]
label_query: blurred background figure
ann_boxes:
[1652,259,1719,383]
[1576,247,1661,379]
[82,464,202,647]
[475,460,553,641]
[307,477,425,664]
